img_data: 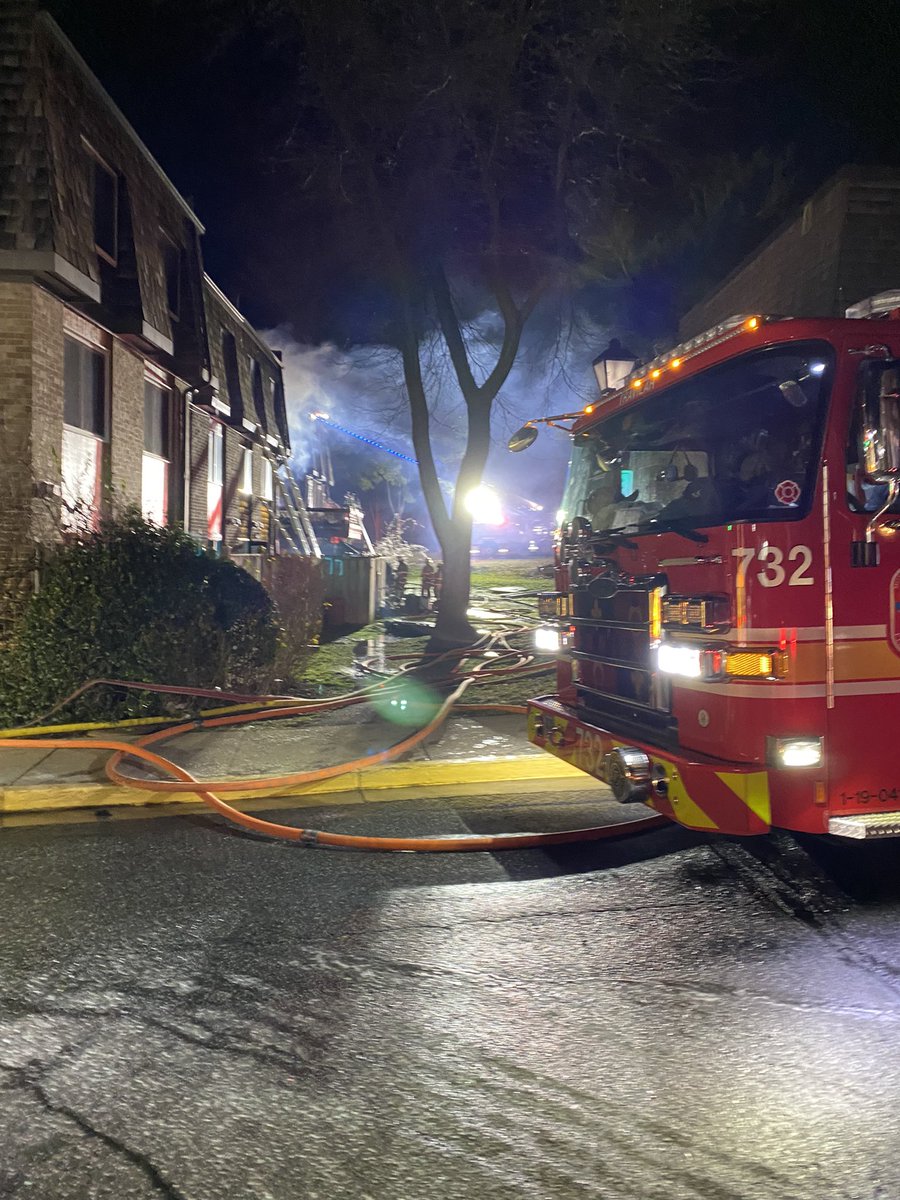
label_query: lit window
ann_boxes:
[207,423,224,542]
[62,336,107,529]
[262,457,274,501]
[208,423,224,486]
[142,380,171,526]
[240,446,253,494]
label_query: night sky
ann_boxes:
[44,0,900,336]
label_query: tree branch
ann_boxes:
[429,261,478,400]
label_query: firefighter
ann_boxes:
[420,558,436,606]
[395,558,409,603]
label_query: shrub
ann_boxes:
[0,515,278,724]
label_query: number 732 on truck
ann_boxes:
[510,294,900,841]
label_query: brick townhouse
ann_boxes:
[0,2,317,620]
[680,165,900,337]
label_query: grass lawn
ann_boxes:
[297,557,554,704]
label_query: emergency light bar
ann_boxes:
[585,314,764,416]
[844,290,900,319]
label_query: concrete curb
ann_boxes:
[0,754,586,815]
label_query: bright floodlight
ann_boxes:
[465,485,504,525]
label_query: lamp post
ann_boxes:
[592,338,637,393]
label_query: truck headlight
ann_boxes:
[657,642,726,679]
[768,736,824,769]
[657,642,703,678]
[535,626,562,653]
[658,642,785,681]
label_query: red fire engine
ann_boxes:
[510,294,900,840]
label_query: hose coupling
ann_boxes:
[299,829,319,846]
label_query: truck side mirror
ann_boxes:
[859,364,900,483]
[508,424,538,453]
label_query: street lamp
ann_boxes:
[592,339,637,393]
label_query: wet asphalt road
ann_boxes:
[1,791,900,1200]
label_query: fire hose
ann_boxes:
[0,635,667,851]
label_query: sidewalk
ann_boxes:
[0,708,587,815]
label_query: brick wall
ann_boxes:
[29,284,63,544]
[0,282,37,580]
[109,340,144,511]
[680,178,849,337]
[0,280,64,622]
[680,169,900,338]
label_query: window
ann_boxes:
[62,336,107,529]
[90,155,118,263]
[208,423,224,485]
[250,359,266,431]
[560,343,834,534]
[240,446,253,494]
[262,456,274,501]
[273,372,288,444]
[162,236,181,319]
[143,381,170,459]
[847,360,900,513]
[222,331,244,420]
[142,380,171,526]
[64,336,107,436]
[207,422,224,542]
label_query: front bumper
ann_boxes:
[527,697,773,836]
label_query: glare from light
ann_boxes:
[777,738,823,768]
[809,362,826,376]
[556,508,566,524]
[465,485,504,525]
[657,643,702,678]
[535,626,561,653]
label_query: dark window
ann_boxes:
[250,359,266,431]
[144,381,171,458]
[273,372,289,444]
[163,237,181,318]
[222,331,244,418]
[64,337,107,436]
[847,360,900,513]
[91,157,118,263]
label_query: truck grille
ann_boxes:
[569,583,670,720]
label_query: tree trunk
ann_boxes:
[429,520,477,651]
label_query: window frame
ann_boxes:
[240,445,253,495]
[261,456,274,502]
[84,143,118,266]
[63,333,109,441]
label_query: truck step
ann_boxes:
[828,812,900,840]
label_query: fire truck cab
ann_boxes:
[513,295,900,840]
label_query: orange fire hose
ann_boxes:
[0,639,668,850]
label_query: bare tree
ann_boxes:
[199,0,750,647]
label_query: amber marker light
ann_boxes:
[631,378,643,389]
[746,316,759,330]
[670,357,682,369]
[651,368,661,379]
[584,405,594,414]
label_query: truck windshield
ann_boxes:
[560,342,834,534]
